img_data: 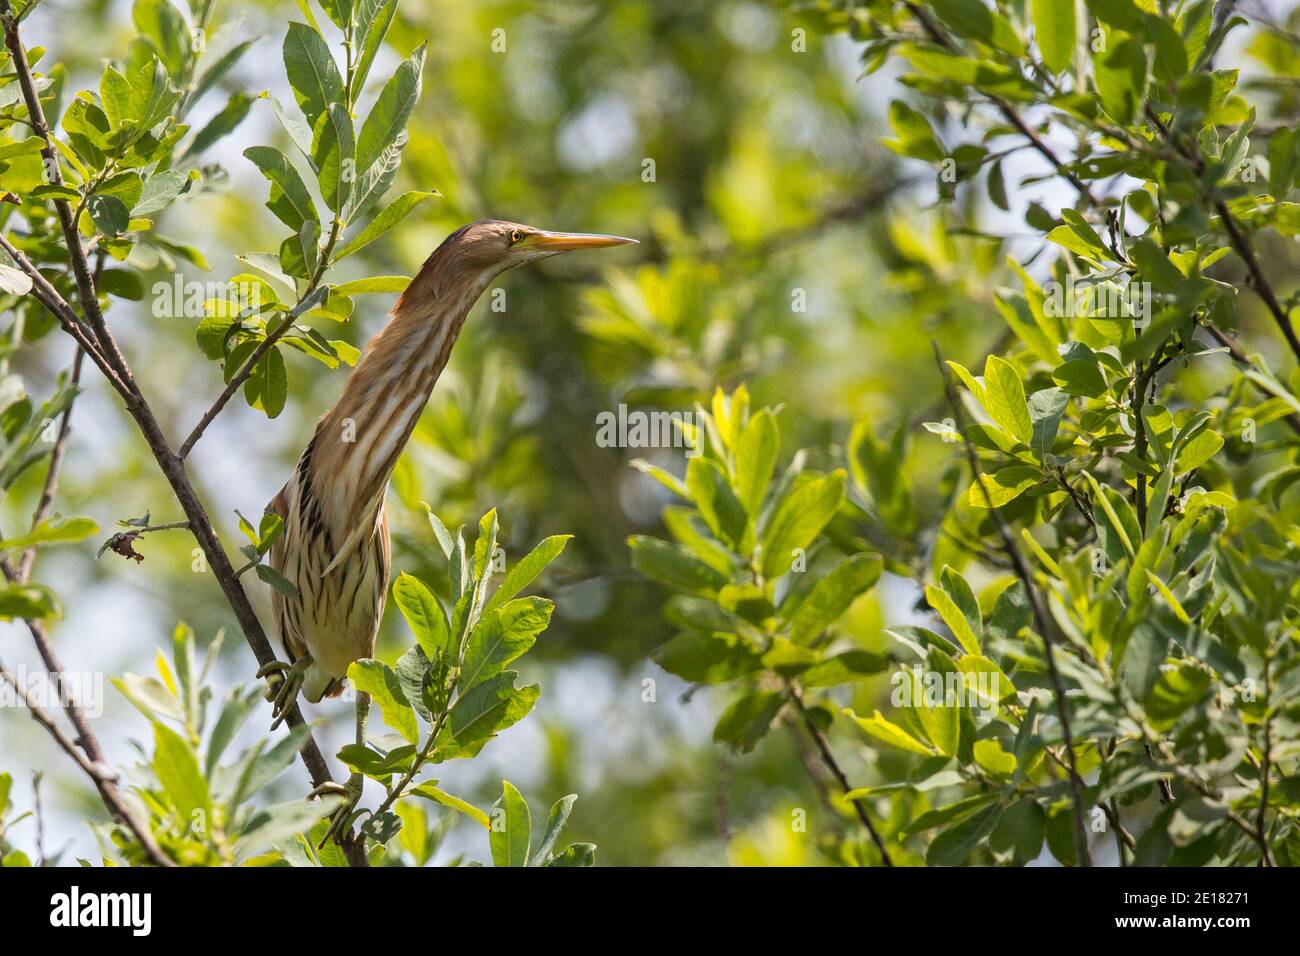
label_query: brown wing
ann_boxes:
[264,484,303,665]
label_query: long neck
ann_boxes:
[306,252,495,533]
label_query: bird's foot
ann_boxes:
[257,657,310,730]
[313,772,364,850]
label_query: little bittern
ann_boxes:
[259,220,634,730]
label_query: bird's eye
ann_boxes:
[509,229,523,244]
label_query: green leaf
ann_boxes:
[530,794,577,865]
[1032,0,1076,73]
[930,0,1025,56]
[0,583,61,620]
[243,346,288,418]
[244,146,319,232]
[1029,387,1068,459]
[844,707,936,755]
[990,797,1046,865]
[282,22,344,128]
[393,573,450,661]
[628,535,728,593]
[313,102,355,214]
[983,355,1032,444]
[735,410,779,515]
[153,720,209,823]
[927,804,1000,866]
[882,100,945,162]
[759,470,845,579]
[1268,127,1298,197]
[443,672,538,754]
[482,534,571,615]
[849,418,915,536]
[686,456,746,547]
[546,843,596,866]
[410,782,490,829]
[1173,429,1222,476]
[355,43,425,176]
[1146,662,1211,727]
[334,190,440,260]
[0,516,98,552]
[317,0,355,31]
[801,649,890,686]
[1052,358,1108,397]
[331,276,409,296]
[968,466,1039,511]
[489,780,531,867]
[255,563,299,599]
[788,553,883,644]
[460,597,553,692]
[134,170,193,216]
[655,630,761,683]
[99,67,135,129]
[88,194,130,235]
[235,796,343,857]
[133,0,189,78]
[205,686,261,778]
[712,691,784,753]
[354,0,398,94]
[0,264,33,296]
[348,659,418,744]
[1094,34,1148,125]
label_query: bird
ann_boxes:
[260,220,635,709]
[256,220,634,829]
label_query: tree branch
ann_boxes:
[0,3,366,867]
[901,1,1101,207]
[0,657,173,866]
[786,680,895,866]
[934,344,1093,866]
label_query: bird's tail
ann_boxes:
[302,663,348,703]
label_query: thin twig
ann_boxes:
[934,343,1092,866]
[1257,652,1275,866]
[786,680,894,866]
[22,346,86,579]
[178,203,343,461]
[901,1,1100,206]
[0,8,364,865]
[0,658,173,865]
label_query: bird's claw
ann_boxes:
[258,657,309,730]
[316,773,364,850]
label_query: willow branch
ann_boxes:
[0,657,173,866]
[901,1,1100,206]
[0,12,364,865]
[786,680,895,866]
[1,0,133,377]
[934,344,1092,866]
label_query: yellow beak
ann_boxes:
[525,230,638,251]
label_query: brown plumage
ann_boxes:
[262,219,634,715]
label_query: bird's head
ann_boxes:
[437,218,637,278]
